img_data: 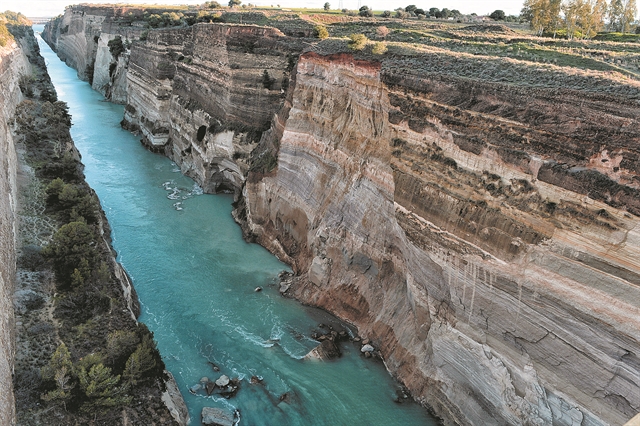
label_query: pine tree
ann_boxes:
[609,0,624,30]
[122,336,157,388]
[79,364,131,411]
[622,0,637,32]
[41,343,75,410]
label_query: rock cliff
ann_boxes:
[244,50,640,425]
[43,8,640,425]
[43,5,146,103]
[0,29,31,426]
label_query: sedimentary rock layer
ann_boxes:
[244,51,640,425]
[43,8,640,425]
[123,23,302,193]
[0,32,31,426]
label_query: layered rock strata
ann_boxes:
[244,51,640,425]
[43,5,146,102]
[43,8,640,425]
[121,23,298,193]
[0,32,31,426]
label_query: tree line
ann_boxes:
[522,0,637,38]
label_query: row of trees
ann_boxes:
[41,330,159,412]
[522,0,637,37]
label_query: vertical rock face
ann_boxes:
[124,23,294,193]
[244,52,640,425]
[42,6,104,82]
[43,6,143,103]
[0,34,31,426]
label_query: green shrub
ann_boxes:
[107,36,124,59]
[314,24,329,39]
[262,69,275,89]
[43,221,100,289]
[348,33,368,50]
[122,335,157,388]
[41,343,75,409]
[105,330,140,367]
[372,41,387,55]
[78,363,131,411]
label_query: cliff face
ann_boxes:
[43,8,640,425]
[43,5,144,103]
[123,23,298,192]
[244,52,640,425]
[0,32,31,426]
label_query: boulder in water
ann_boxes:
[201,407,235,426]
[361,344,374,353]
[250,375,264,385]
[205,381,215,395]
[304,339,341,360]
[215,374,230,387]
[254,286,262,292]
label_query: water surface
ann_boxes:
[36,28,438,425]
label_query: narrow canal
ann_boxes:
[37,29,438,425]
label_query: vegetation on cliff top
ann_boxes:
[0,11,31,46]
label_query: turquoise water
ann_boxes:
[36,28,438,425]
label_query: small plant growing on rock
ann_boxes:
[262,70,275,89]
[107,36,124,59]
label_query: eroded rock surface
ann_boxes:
[244,51,640,425]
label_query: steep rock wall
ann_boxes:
[123,23,298,193]
[243,52,640,425]
[0,34,31,426]
[43,6,143,103]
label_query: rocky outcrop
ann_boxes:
[0,31,31,426]
[43,7,640,425]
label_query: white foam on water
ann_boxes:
[234,325,275,348]
[190,183,204,196]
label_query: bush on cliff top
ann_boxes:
[348,33,368,50]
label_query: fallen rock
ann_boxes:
[254,286,262,292]
[215,375,230,387]
[189,384,202,394]
[201,407,234,426]
[304,339,341,360]
[361,344,374,353]
[205,381,215,395]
